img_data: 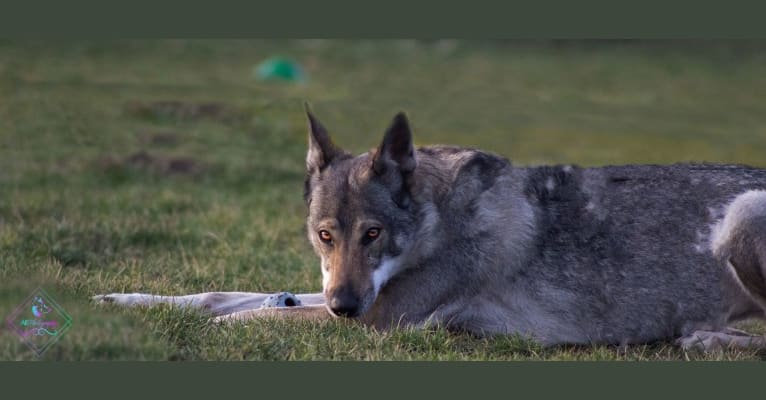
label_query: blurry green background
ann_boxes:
[1,40,766,360]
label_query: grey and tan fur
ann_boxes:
[95,107,766,351]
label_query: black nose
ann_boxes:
[329,290,359,317]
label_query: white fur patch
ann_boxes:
[369,201,441,297]
[710,190,766,255]
[372,257,402,296]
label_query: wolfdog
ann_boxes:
[95,107,766,351]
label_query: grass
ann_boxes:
[2,39,766,360]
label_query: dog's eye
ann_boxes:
[366,228,380,239]
[318,230,333,243]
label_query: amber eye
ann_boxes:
[366,228,380,239]
[318,230,332,243]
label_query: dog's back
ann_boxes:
[465,163,766,344]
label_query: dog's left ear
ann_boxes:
[305,103,345,174]
[372,112,416,175]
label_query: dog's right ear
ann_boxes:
[305,103,345,173]
[372,112,416,175]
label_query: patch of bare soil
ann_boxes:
[138,131,181,147]
[96,150,207,177]
[124,100,242,123]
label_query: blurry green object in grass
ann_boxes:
[255,57,306,82]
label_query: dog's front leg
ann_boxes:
[676,328,766,352]
[214,304,333,323]
[93,292,325,316]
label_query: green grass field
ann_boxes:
[2,40,766,360]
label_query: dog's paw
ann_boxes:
[677,331,726,352]
[677,330,766,352]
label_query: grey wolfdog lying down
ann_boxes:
[96,107,766,351]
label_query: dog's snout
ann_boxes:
[328,290,360,318]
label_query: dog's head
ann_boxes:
[303,106,419,318]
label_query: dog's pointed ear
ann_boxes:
[305,103,344,173]
[372,112,416,175]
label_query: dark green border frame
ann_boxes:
[2,1,766,37]
[3,362,766,397]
